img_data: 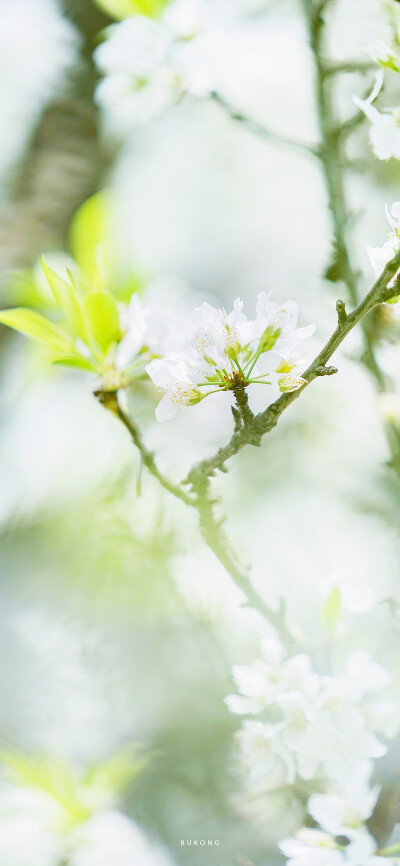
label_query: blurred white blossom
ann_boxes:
[68,811,174,866]
[0,758,173,866]
[354,70,400,161]
[227,641,396,797]
[280,827,391,866]
[0,784,64,866]
[280,770,392,866]
[94,2,216,135]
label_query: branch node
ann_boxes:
[314,365,338,376]
[231,404,243,434]
[336,299,348,325]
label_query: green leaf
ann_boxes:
[322,586,341,632]
[1,752,90,823]
[84,747,150,795]
[40,258,89,343]
[69,191,114,289]
[83,289,120,354]
[52,355,99,372]
[69,191,144,302]
[0,308,73,353]
[91,0,170,19]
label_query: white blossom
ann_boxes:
[280,827,391,866]
[228,642,395,794]
[280,774,392,866]
[367,201,400,292]
[225,639,319,716]
[116,289,188,372]
[0,773,174,866]
[68,811,174,866]
[0,785,64,866]
[146,356,205,421]
[308,770,380,839]
[354,71,400,161]
[146,295,314,421]
[94,3,214,135]
[279,832,344,866]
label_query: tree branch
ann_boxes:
[300,0,400,480]
[95,389,294,643]
[94,389,193,507]
[210,91,320,159]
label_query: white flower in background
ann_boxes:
[163,0,206,39]
[68,811,174,866]
[94,17,179,133]
[0,784,64,866]
[0,755,173,866]
[225,638,319,715]
[234,720,292,785]
[367,201,400,290]
[363,700,398,739]
[354,71,400,161]
[228,641,396,796]
[280,828,391,866]
[344,830,390,866]
[280,772,391,866]
[94,2,215,135]
[146,295,314,421]
[308,769,380,840]
[342,651,390,696]
[279,830,344,866]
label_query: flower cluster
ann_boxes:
[146,294,315,421]
[279,770,394,866]
[0,257,315,423]
[225,630,397,847]
[94,0,216,134]
[226,640,395,790]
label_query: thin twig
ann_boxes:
[95,389,293,642]
[210,91,320,159]
[323,59,375,77]
[192,473,294,644]
[95,389,193,507]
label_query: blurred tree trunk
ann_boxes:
[0,0,111,281]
